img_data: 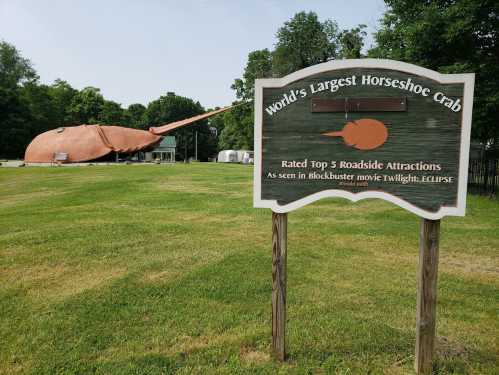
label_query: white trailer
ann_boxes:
[217,150,254,164]
[241,151,254,164]
[217,150,238,163]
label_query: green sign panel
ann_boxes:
[253,59,474,219]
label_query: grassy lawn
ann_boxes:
[0,163,497,375]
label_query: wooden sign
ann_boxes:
[254,59,474,219]
[253,59,475,374]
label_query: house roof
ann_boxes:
[154,136,176,151]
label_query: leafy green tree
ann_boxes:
[218,103,253,150]
[144,93,217,160]
[228,49,272,150]
[0,40,221,159]
[125,103,146,129]
[227,12,368,150]
[68,86,104,124]
[272,11,340,77]
[144,92,203,126]
[20,82,57,136]
[232,49,273,100]
[338,25,367,58]
[0,41,38,158]
[48,79,77,126]
[0,87,32,158]
[369,0,499,143]
[207,109,225,137]
[0,40,37,89]
[99,100,124,125]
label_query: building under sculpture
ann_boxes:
[24,106,233,163]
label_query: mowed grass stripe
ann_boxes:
[0,164,497,374]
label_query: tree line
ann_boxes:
[1,1,497,159]
[222,1,498,150]
[0,42,218,160]
[218,11,368,151]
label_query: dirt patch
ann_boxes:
[143,270,180,282]
[3,264,128,302]
[0,190,64,208]
[436,336,469,361]
[441,253,499,282]
[239,346,270,365]
[385,361,413,375]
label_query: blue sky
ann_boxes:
[0,0,387,109]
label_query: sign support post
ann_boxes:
[254,59,474,368]
[272,211,287,361]
[415,218,441,374]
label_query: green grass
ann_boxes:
[0,163,497,375]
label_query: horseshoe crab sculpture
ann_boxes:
[322,118,388,150]
[24,106,233,163]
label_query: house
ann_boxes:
[146,136,176,162]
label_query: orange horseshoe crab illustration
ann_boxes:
[322,118,388,150]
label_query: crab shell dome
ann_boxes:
[24,125,161,163]
[343,119,388,150]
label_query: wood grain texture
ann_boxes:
[311,97,407,112]
[415,218,440,375]
[272,211,287,361]
[261,68,464,213]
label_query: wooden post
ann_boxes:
[415,219,440,374]
[272,211,287,361]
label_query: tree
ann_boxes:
[144,93,217,161]
[218,103,253,150]
[0,86,32,158]
[0,40,221,159]
[207,109,225,137]
[144,92,202,126]
[232,49,273,100]
[125,103,146,129]
[20,82,57,139]
[68,86,104,124]
[272,11,340,77]
[369,0,499,143]
[0,40,37,89]
[99,100,124,125]
[227,12,368,150]
[228,49,273,150]
[48,79,77,126]
[338,25,367,58]
[0,41,38,158]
